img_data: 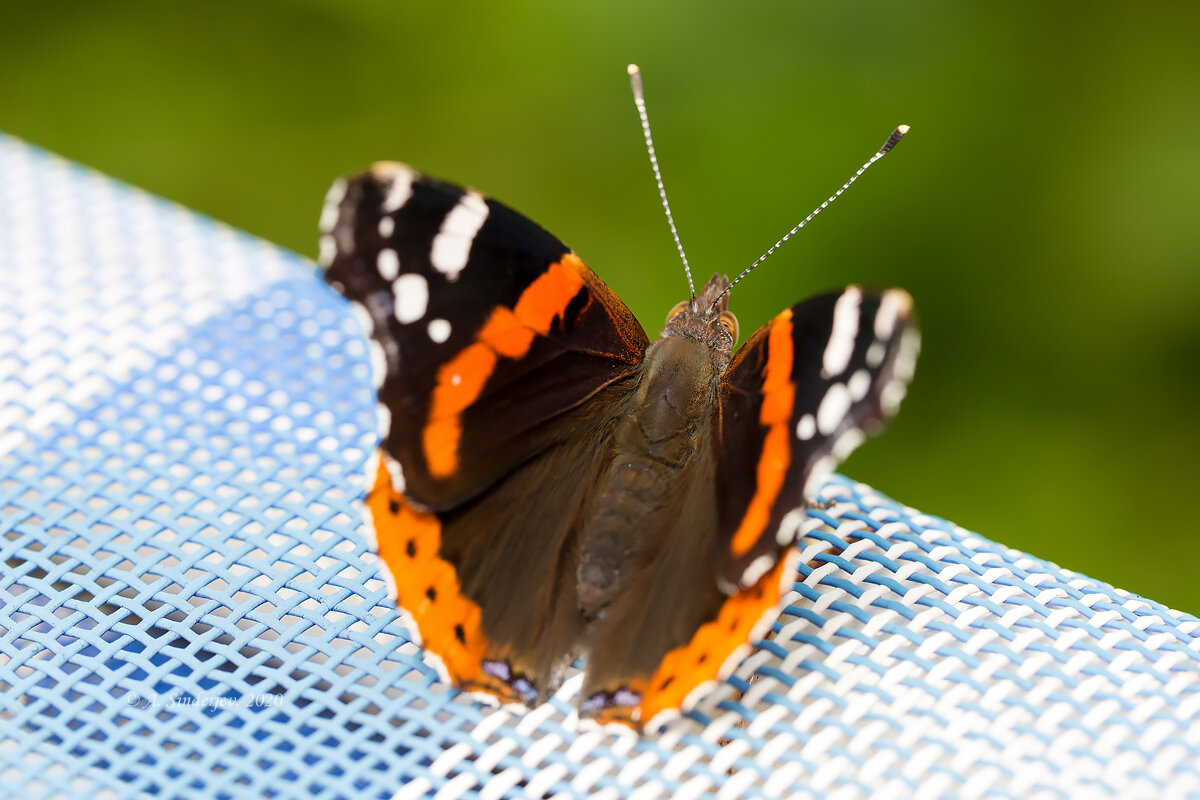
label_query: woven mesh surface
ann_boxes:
[3,133,1200,800]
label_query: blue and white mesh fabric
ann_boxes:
[2,133,1199,799]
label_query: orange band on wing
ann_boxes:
[424,344,498,477]
[729,309,795,556]
[422,254,586,478]
[367,457,486,684]
[514,254,585,331]
[478,307,536,358]
[619,551,792,726]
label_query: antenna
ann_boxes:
[628,64,696,300]
[713,124,910,307]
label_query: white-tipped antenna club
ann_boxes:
[628,64,696,300]
[713,124,911,307]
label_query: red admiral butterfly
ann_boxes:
[320,66,918,728]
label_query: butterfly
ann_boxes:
[318,67,918,729]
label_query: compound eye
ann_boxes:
[716,311,739,342]
[665,301,689,323]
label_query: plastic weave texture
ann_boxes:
[3,133,1200,800]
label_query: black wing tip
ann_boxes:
[317,162,426,272]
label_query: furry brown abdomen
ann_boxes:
[575,335,723,619]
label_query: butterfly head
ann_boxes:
[663,272,739,352]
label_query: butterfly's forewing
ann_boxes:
[322,164,649,701]
[717,287,919,588]
[324,163,647,509]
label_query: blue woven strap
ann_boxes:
[2,133,1199,799]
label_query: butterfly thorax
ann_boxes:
[575,277,734,622]
[660,273,737,357]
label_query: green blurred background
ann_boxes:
[3,1,1198,612]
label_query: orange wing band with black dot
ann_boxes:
[366,457,487,685]
[422,254,586,478]
[368,457,538,704]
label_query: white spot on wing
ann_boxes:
[378,216,395,238]
[881,379,908,416]
[451,373,462,386]
[822,287,861,378]
[349,301,374,336]
[832,427,865,460]
[796,413,816,441]
[393,273,429,324]
[377,248,400,282]
[383,452,406,493]
[874,289,912,340]
[847,369,871,402]
[367,340,387,389]
[816,382,852,436]
[376,401,392,438]
[427,318,451,343]
[895,328,921,382]
[741,554,777,586]
[319,178,347,234]
[318,234,336,267]
[866,340,886,368]
[382,169,415,212]
[776,508,807,546]
[430,191,488,281]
